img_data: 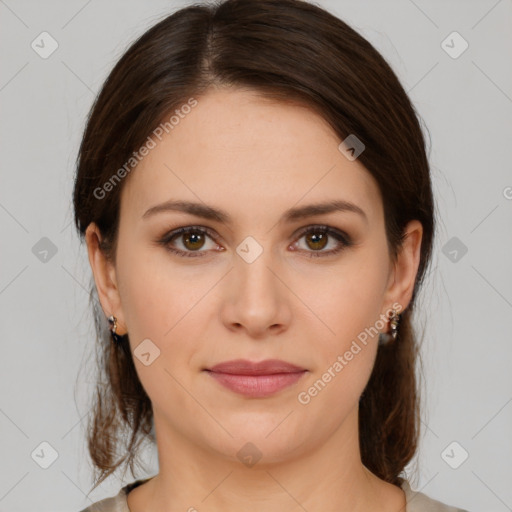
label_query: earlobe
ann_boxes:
[85,223,126,334]
[384,220,423,313]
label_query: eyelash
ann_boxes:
[157,225,353,259]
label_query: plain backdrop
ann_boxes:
[0,0,511,511]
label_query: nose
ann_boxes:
[220,250,292,339]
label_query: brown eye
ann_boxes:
[304,231,328,251]
[181,231,206,251]
[158,226,219,258]
[293,225,352,258]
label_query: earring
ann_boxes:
[107,314,125,343]
[378,308,400,347]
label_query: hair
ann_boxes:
[73,0,434,492]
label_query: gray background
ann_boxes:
[1,0,511,511]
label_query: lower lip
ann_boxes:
[205,371,307,398]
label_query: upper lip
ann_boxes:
[206,359,306,375]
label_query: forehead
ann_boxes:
[120,87,382,228]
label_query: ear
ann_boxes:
[382,219,423,315]
[85,223,127,335]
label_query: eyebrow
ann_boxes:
[142,199,368,225]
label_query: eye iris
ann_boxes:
[306,232,328,251]
[183,231,205,250]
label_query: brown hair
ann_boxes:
[73,0,434,492]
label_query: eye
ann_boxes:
[291,225,352,258]
[158,226,221,258]
[157,224,352,258]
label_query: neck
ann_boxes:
[130,407,406,512]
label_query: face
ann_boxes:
[87,86,421,467]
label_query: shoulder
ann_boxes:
[78,477,471,512]
[401,479,471,512]
[76,486,129,512]
[76,477,153,512]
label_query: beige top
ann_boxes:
[78,477,470,512]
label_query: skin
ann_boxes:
[86,86,422,512]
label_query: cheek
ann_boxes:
[115,253,204,408]
[115,233,194,337]
[115,243,211,368]
[295,278,383,420]
[294,252,387,398]
[300,256,388,348]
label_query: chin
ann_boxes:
[199,422,307,465]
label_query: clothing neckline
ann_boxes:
[119,476,420,512]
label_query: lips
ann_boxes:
[204,359,307,398]
[207,359,306,375]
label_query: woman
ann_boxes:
[74,0,469,510]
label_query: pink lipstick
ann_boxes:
[204,359,307,398]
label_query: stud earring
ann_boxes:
[378,308,400,347]
[107,314,126,343]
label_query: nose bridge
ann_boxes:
[224,237,289,333]
[234,239,280,301]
